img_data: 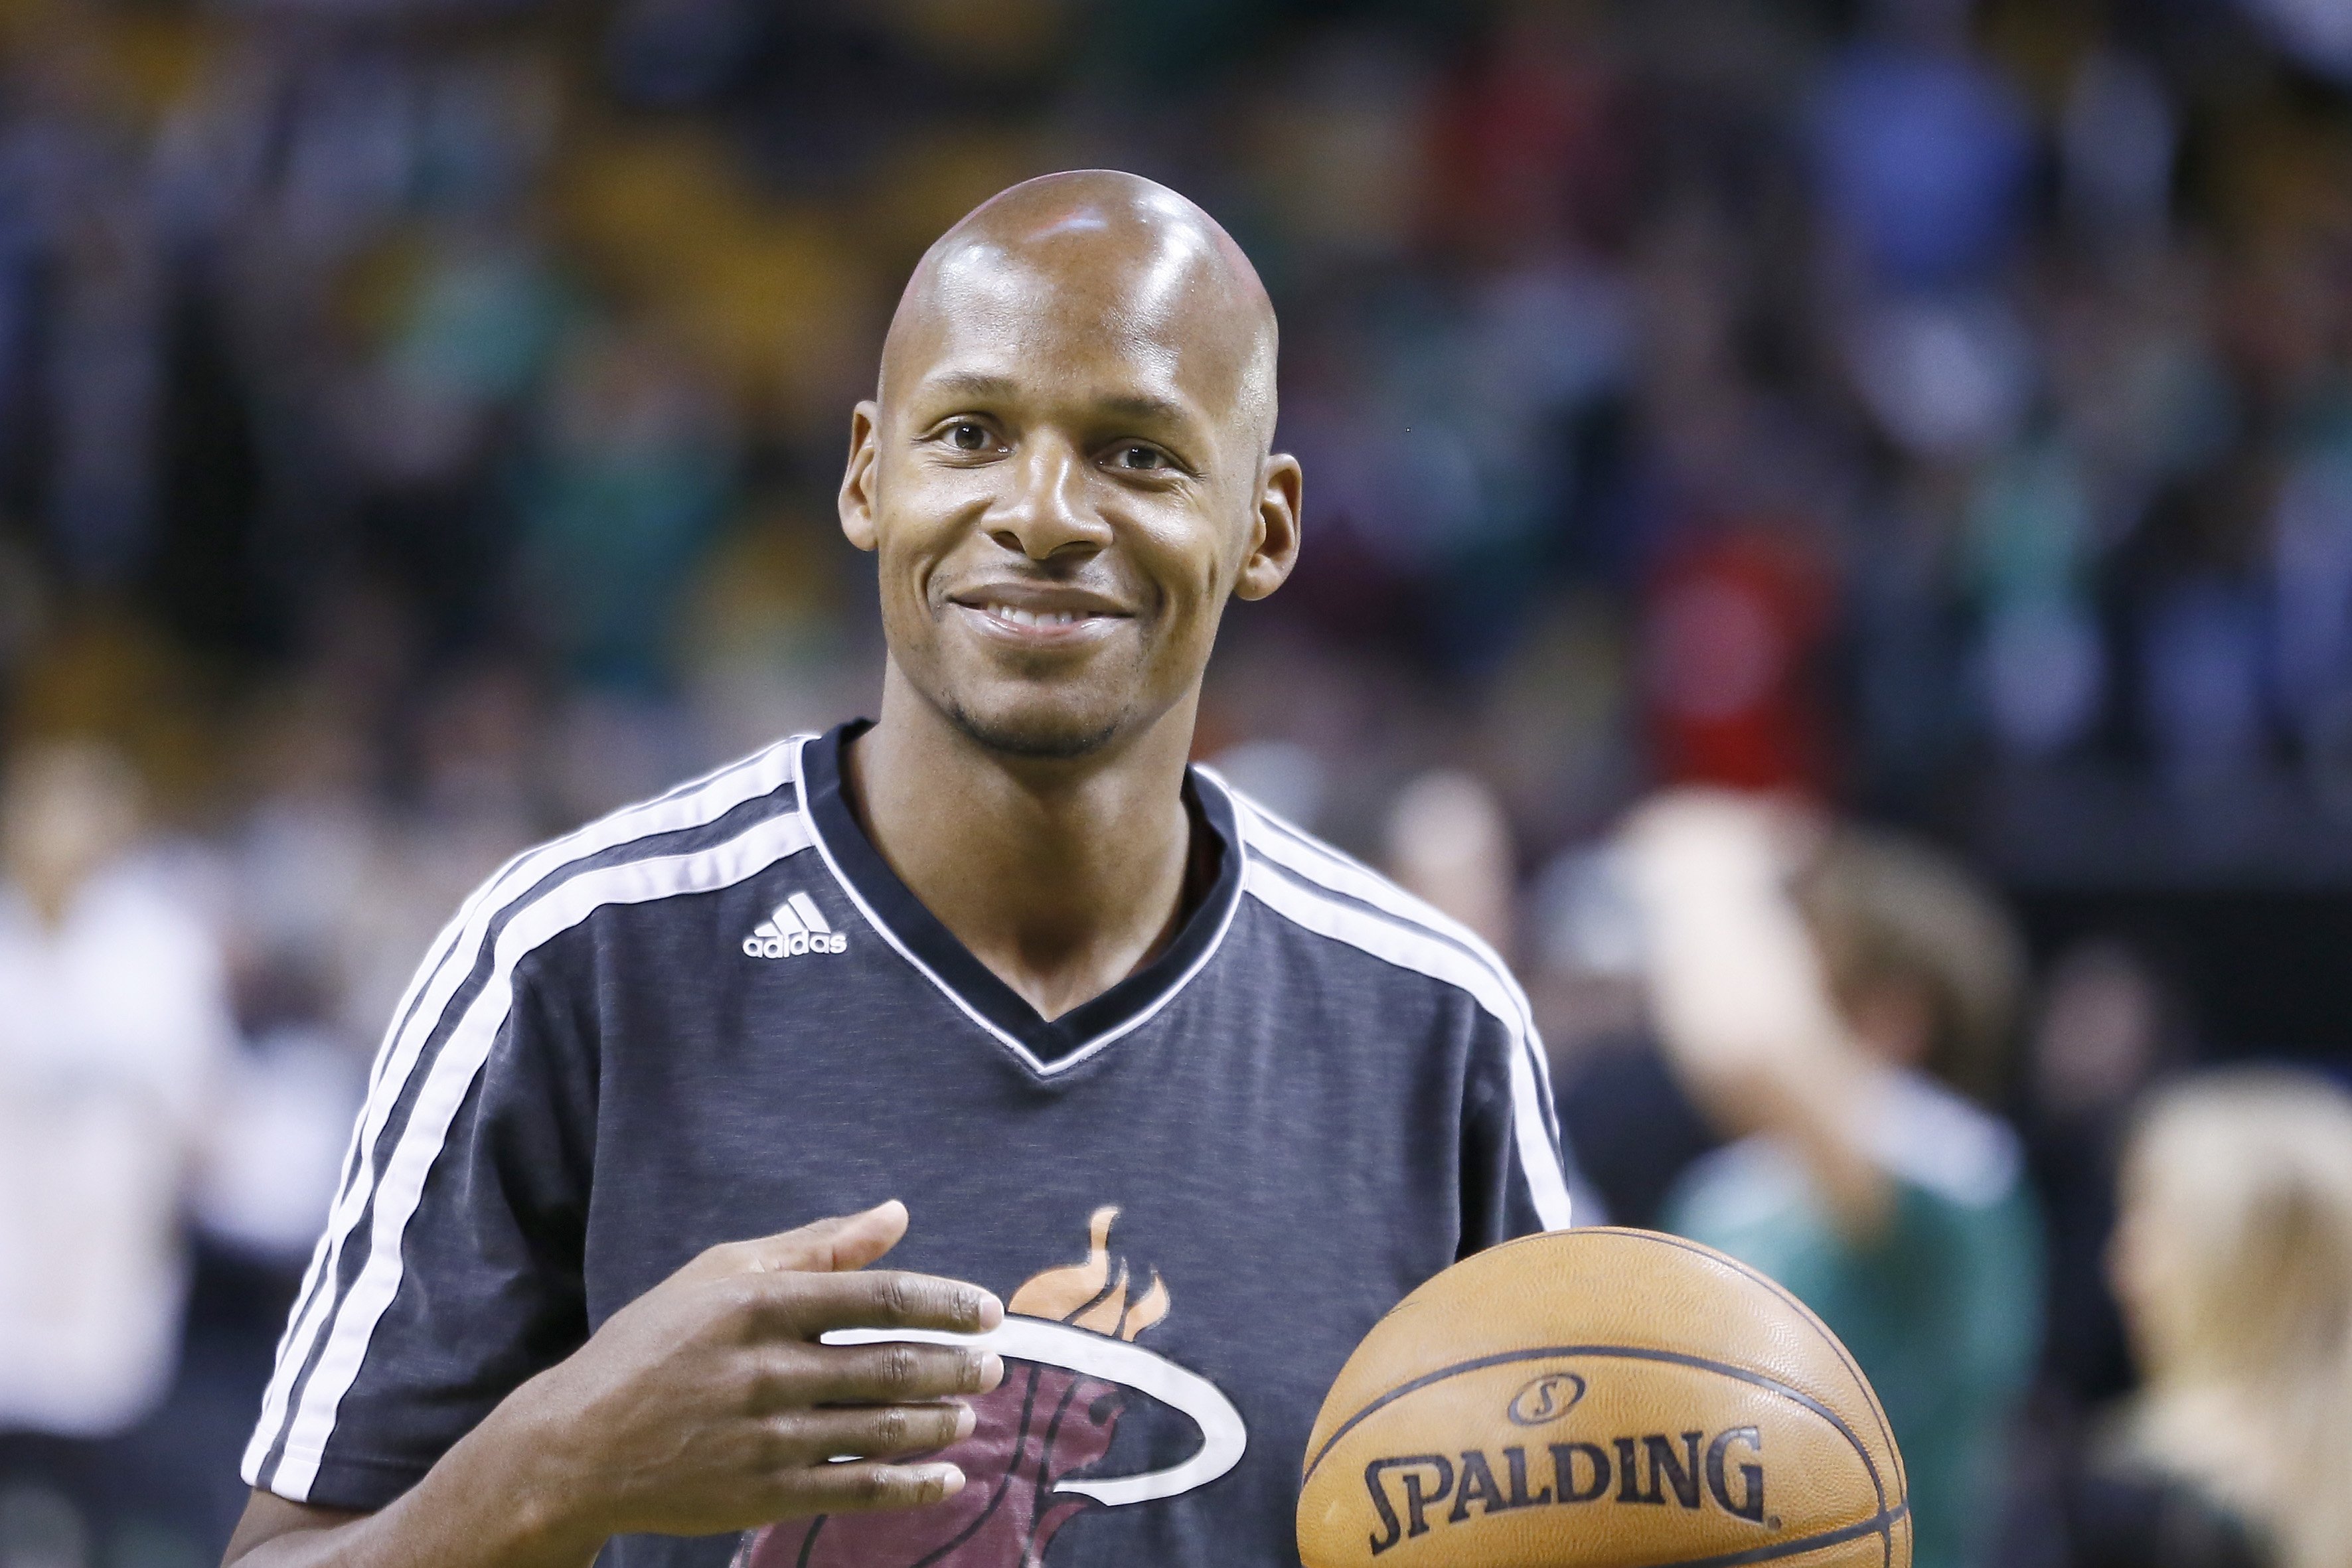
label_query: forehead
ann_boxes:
[888,230,1259,418]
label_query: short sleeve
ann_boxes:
[240,928,595,1510]
[1456,1006,1581,1257]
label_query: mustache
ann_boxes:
[935,569,1141,613]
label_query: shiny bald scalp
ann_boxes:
[879,170,1281,455]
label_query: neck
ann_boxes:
[843,661,1199,1020]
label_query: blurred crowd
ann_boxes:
[0,0,2349,1563]
[1500,789,2352,1568]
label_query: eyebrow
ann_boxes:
[915,373,1198,430]
[920,371,1023,402]
[1093,394,1191,426]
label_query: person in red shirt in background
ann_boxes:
[1641,519,1839,795]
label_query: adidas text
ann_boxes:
[744,929,848,959]
[744,892,846,959]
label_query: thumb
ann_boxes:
[742,1200,909,1275]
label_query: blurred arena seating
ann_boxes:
[0,0,2348,1563]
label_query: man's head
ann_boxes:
[840,171,1300,762]
[1792,825,2024,1105]
[2,739,143,926]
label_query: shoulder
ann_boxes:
[1670,1075,2027,1236]
[1202,767,1533,1038]
[441,734,816,984]
[1855,1069,2023,1210]
[1666,1135,1813,1243]
[356,736,816,1126]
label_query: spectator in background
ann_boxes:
[1996,940,2185,1568]
[1535,842,1722,1231]
[518,322,734,694]
[2059,1070,2352,1568]
[0,741,235,1545]
[1623,793,2041,1568]
[2024,941,2180,1411]
[1383,768,1518,954]
[1382,767,1607,1225]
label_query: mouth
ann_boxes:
[947,587,1132,647]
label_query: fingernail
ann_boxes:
[929,1463,967,1497]
[954,1403,977,1440]
[978,1352,1004,1391]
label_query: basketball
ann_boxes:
[1297,1228,1910,1568]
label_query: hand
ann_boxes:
[1617,792,1895,1238]
[1618,789,1845,1099]
[494,1200,1005,1548]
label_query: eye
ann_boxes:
[1111,443,1170,471]
[949,422,992,452]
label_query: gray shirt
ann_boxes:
[241,721,1574,1568]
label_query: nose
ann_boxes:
[986,437,1111,562]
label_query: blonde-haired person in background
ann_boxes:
[2078,1069,2352,1568]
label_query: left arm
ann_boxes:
[1458,1006,1581,1253]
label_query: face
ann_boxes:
[840,236,1300,761]
[2,745,139,909]
[2108,1155,2193,1379]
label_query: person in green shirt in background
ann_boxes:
[1618,794,2043,1568]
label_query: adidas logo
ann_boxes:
[742,892,848,959]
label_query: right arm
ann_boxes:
[224,1202,1005,1567]
[1622,793,1897,1239]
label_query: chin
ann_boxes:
[941,691,1130,761]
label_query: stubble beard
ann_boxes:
[900,591,1166,761]
[939,692,1127,761]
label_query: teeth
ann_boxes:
[988,604,1081,627]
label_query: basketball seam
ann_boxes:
[1463,1229,1901,1489]
[1298,1342,1886,1522]
[1311,1230,1901,1568]
[1639,1502,1911,1568]
[1580,1229,1905,1515]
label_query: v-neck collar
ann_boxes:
[794,722,1245,1077]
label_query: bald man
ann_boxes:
[223,172,1572,1568]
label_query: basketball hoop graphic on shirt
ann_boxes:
[735,1208,1246,1567]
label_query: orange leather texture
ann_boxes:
[1296,1228,1910,1568]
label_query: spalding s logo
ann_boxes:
[1506,1372,1587,1427]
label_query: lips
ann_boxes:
[976,602,1093,629]
[947,586,1131,645]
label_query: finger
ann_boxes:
[772,1342,1004,1407]
[761,1270,1002,1339]
[769,1460,966,1518]
[777,1400,976,1464]
[738,1200,909,1276]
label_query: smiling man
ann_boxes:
[221,172,1573,1568]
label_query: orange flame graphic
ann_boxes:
[1006,1206,1170,1342]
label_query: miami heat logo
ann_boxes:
[736,1208,1245,1567]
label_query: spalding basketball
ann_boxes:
[1298,1229,1909,1568]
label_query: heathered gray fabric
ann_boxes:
[244,722,1571,1568]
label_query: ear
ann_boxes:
[1234,451,1302,601]
[838,400,882,552]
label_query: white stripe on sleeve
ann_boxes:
[1241,858,1575,1232]
[1222,787,1569,1153]
[244,740,801,1491]
[262,808,814,1500]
